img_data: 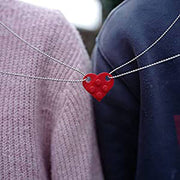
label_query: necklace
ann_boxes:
[0,13,180,101]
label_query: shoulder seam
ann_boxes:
[96,0,130,69]
[97,0,130,43]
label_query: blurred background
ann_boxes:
[22,0,124,54]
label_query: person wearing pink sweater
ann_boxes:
[0,0,103,179]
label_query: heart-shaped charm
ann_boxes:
[83,72,114,102]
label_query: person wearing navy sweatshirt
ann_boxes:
[92,0,180,179]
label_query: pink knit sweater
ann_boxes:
[0,0,103,179]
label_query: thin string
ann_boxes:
[109,13,180,78]
[0,54,179,82]
[113,54,180,78]
[0,70,86,83]
[0,14,179,83]
[0,21,86,76]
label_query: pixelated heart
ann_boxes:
[83,72,114,102]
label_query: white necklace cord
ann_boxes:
[0,21,86,76]
[0,15,179,83]
[113,54,180,78]
[0,70,86,83]
[109,13,180,78]
[0,54,179,82]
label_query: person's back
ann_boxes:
[92,0,180,179]
[0,0,103,179]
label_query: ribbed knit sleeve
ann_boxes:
[51,81,103,180]
[48,11,103,180]
[0,0,103,179]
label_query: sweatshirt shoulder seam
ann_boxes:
[97,0,130,43]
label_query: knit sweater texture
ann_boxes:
[0,0,103,179]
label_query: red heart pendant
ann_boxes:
[83,72,114,102]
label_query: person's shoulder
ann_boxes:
[96,0,179,64]
[9,1,89,79]
[97,0,179,44]
[14,0,76,34]
[97,0,137,43]
[95,0,139,66]
[13,0,87,59]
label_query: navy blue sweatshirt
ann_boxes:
[92,0,180,179]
